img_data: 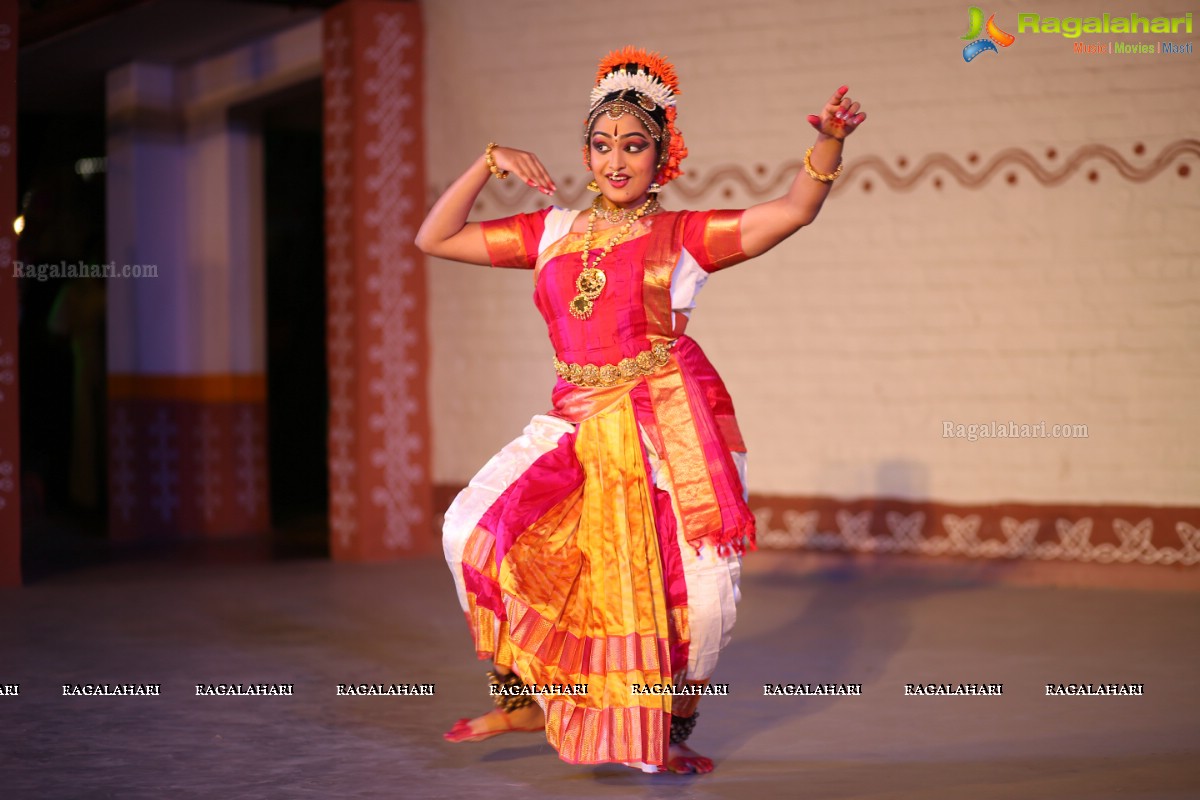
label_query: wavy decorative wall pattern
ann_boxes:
[836,139,1199,194]
[457,139,1199,212]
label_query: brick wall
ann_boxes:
[422,0,1200,521]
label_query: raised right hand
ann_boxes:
[491,146,557,195]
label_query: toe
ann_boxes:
[443,718,476,741]
[668,755,714,774]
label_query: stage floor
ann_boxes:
[2,549,1197,799]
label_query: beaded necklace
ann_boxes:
[569,195,659,320]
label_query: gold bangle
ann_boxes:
[485,142,509,180]
[804,146,842,183]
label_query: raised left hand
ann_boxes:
[806,85,866,140]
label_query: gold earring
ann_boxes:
[648,182,662,193]
[587,179,601,192]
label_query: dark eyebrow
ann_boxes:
[591,131,650,140]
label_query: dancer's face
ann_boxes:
[588,114,658,208]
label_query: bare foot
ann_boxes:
[665,742,714,774]
[442,704,545,743]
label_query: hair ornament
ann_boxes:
[590,68,676,110]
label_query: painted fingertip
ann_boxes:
[838,85,849,94]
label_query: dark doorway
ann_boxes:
[258,80,329,557]
[17,112,111,580]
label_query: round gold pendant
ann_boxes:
[569,294,594,319]
[576,267,606,297]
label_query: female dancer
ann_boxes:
[417,47,865,774]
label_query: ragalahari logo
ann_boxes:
[962,7,1016,61]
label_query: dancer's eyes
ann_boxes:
[591,139,649,154]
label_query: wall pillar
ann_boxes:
[323,0,432,559]
[0,7,20,584]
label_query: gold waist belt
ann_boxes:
[553,341,674,388]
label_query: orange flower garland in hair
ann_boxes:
[658,105,688,186]
[585,46,689,188]
[593,46,679,92]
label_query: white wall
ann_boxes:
[423,0,1200,507]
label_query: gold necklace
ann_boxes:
[591,195,644,224]
[570,195,659,320]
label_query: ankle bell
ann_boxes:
[487,669,537,712]
[669,710,699,744]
